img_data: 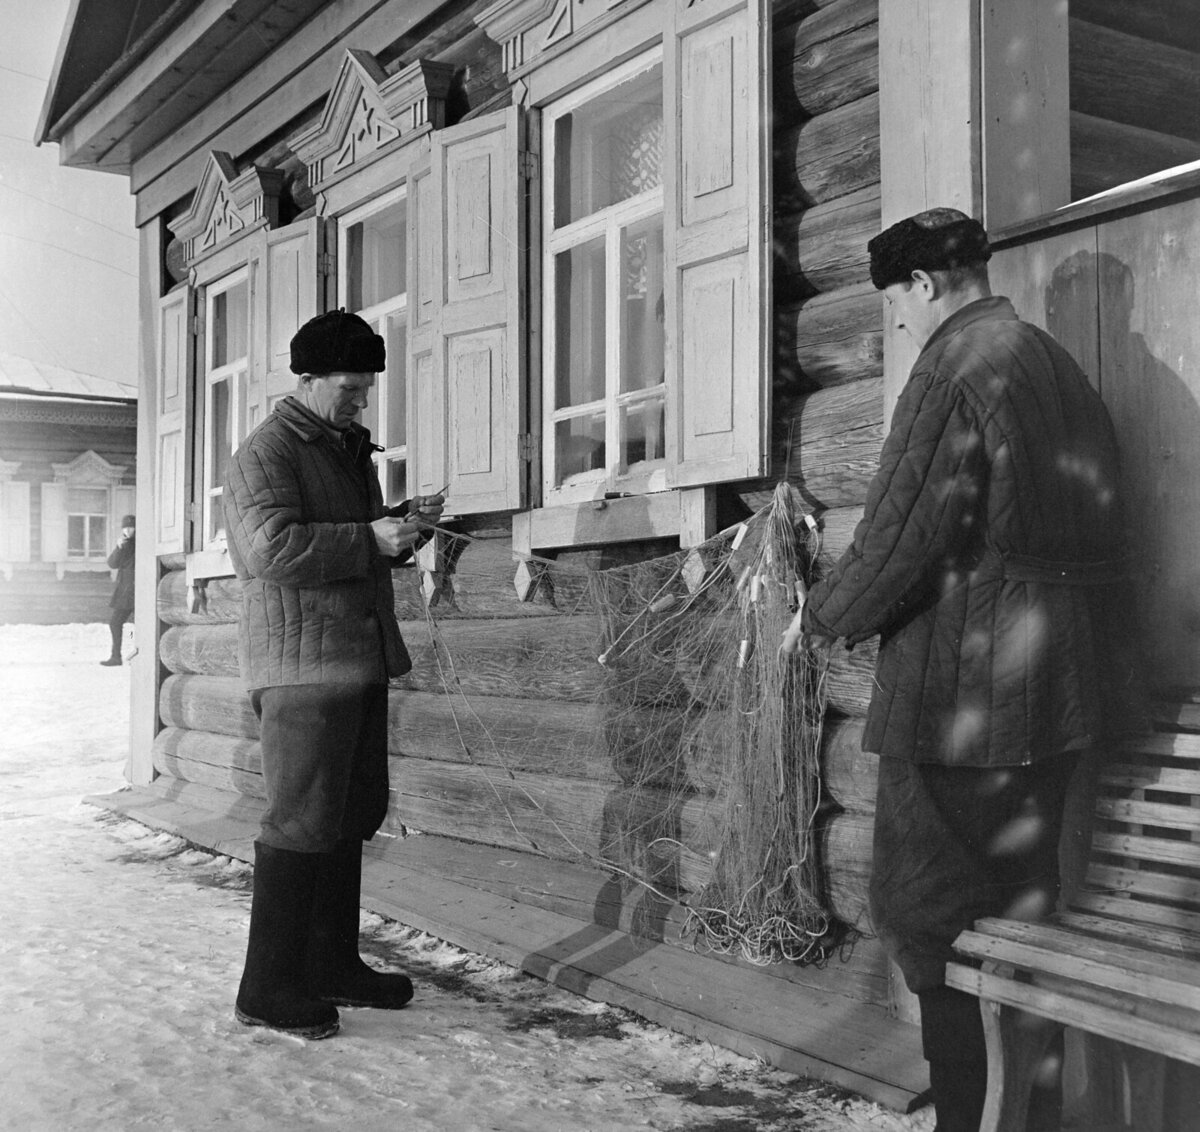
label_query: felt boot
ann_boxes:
[308,839,414,1008]
[235,842,340,1038]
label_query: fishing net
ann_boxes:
[415,482,838,966]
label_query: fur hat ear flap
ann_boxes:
[290,309,386,375]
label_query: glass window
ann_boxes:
[202,267,250,547]
[341,191,410,507]
[544,54,665,497]
[65,488,108,559]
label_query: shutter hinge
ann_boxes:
[517,433,536,461]
[191,315,200,335]
[318,251,335,277]
[518,151,539,181]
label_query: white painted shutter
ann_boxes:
[407,150,441,500]
[258,218,326,425]
[40,481,68,562]
[0,480,31,562]
[664,0,770,487]
[155,286,194,555]
[421,106,528,514]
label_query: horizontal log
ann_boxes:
[158,673,874,803]
[775,92,880,214]
[777,281,882,393]
[778,1,878,119]
[1070,19,1200,144]
[160,615,609,700]
[157,572,242,625]
[1072,0,1200,55]
[152,726,264,798]
[814,504,863,565]
[738,377,883,512]
[824,639,877,718]
[1070,111,1200,201]
[777,184,880,301]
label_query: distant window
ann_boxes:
[65,487,108,559]
[340,191,409,507]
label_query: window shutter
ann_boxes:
[40,481,68,562]
[256,217,326,427]
[664,0,770,488]
[155,286,195,555]
[0,480,31,562]
[420,106,529,514]
[407,153,442,500]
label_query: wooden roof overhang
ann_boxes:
[35,0,333,174]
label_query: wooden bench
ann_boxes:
[946,717,1200,1132]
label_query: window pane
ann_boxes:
[211,378,232,490]
[619,216,665,394]
[386,320,407,446]
[89,515,107,552]
[620,397,666,469]
[67,514,85,557]
[555,414,606,484]
[554,65,663,226]
[67,487,107,513]
[347,200,408,311]
[212,280,248,368]
[384,459,407,508]
[555,237,607,409]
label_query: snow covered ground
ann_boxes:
[0,624,934,1132]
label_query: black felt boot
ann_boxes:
[308,839,414,1009]
[235,842,340,1038]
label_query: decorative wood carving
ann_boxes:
[292,50,456,191]
[477,0,628,75]
[168,151,284,264]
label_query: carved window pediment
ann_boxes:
[292,50,456,190]
[477,0,627,72]
[168,151,284,264]
[51,450,127,486]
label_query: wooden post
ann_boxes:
[877,0,982,427]
[129,220,164,786]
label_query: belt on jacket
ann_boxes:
[975,547,1128,585]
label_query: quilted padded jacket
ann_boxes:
[223,396,411,690]
[805,297,1138,766]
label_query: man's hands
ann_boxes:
[369,493,446,557]
[780,606,835,656]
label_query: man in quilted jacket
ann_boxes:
[223,309,444,1039]
[795,210,1138,1131]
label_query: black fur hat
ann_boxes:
[290,309,385,375]
[868,208,991,290]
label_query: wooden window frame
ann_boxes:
[541,48,667,507]
[337,185,412,508]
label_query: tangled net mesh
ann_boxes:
[419,482,840,966]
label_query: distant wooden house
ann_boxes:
[0,354,136,623]
[37,0,1200,1121]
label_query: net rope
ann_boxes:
[410,482,840,965]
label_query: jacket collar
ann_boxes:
[272,395,373,453]
[919,295,1018,359]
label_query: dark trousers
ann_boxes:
[108,606,133,658]
[250,683,390,854]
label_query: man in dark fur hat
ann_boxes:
[787,209,1140,1131]
[223,308,444,1039]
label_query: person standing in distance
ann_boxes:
[786,209,1139,1131]
[223,309,444,1039]
[100,514,136,666]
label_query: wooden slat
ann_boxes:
[945,965,1200,1066]
[1083,861,1200,906]
[1095,796,1200,833]
[1053,912,1200,958]
[1092,831,1200,871]
[1102,764,1200,795]
[955,921,1200,1005]
[1118,730,1200,762]
[1072,892,1200,938]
